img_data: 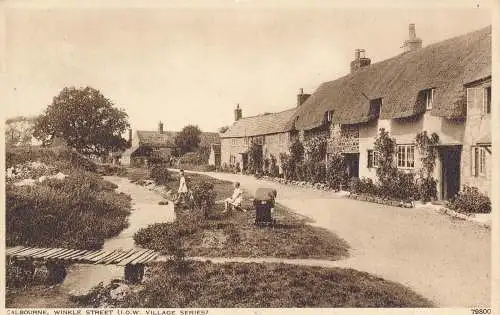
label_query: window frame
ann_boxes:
[483,86,491,115]
[326,110,333,123]
[396,144,415,169]
[426,88,435,110]
[367,150,380,168]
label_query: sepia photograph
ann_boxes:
[2,0,497,313]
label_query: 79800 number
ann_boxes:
[471,309,491,314]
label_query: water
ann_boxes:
[7,176,175,308]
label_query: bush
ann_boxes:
[97,164,127,176]
[449,185,491,214]
[326,153,347,190]
[416,177,437,202]
[179,152,205,165]
[6,146,97,173]
[150,165,172,185]
[190,180,217,218]
[269,155,280,177]
[6,171,131,250]
[349,177,377,195]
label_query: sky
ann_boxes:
[2,0,494,133]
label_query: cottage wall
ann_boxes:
[358,111,464,198]
[461,80,492,196]
[263,133,290,165]
[220,138,248,168]
[221,132,291,171]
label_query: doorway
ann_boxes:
[344,153,360,178]
[241,153,248,172]
[439,146,461,200]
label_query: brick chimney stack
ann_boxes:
[403,23,422,52]
[297,88,311,107]
[234,104,242,121]
[158,121,164,134]
[350,49,371,73]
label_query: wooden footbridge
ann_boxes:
[6,246,162,283]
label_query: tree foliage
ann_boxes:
[374,128,398,189]
[5,116,37,147]
[248,142,263,174]
[303,135,327,162]
[218,126,229,134]
[33,87,129,156]
[174,125,202,156]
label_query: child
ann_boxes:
[224,182,244,212]
[175,169,188,205]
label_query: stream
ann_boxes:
[7,176,175,308]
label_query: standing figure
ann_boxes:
[175,169,188,205]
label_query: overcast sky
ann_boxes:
[2,0,493,133]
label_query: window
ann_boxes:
[425,88,435,110]
[231,138,237,145]
[367,150,379,168]
[279,133,287,144]
[472,146,487,177]
[244,137,249,145]
[326,110,333,122]
[483,86,491,114]
[397,145,415,168]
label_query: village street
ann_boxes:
[179,170,491,308]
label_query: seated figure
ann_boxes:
[224,182,244,212]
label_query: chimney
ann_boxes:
[158,121,164,134]
[350,49,371,73]
[297,88,311,107]
[234,104,242,121]
[403,23,422,53]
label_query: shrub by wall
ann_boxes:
[449,185,491,214]
[326,153,347,190]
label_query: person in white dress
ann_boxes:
[224,182,244,212]
[176,169,188,204]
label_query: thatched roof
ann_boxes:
[294,26,491,130]
[137,130,220,147]
[221,108,297,138]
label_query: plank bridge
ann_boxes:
[6,246,161,283]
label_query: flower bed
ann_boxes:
[259,175,333,191]
[347,193,414,208]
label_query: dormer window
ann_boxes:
[425,88,435,110]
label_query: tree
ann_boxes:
[218,126,229,134]
[5,116,36,147]
[174,125,202,156]
[33,87,129,156]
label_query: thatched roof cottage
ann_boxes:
[293,24,491,199]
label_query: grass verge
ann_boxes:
[133,170,348,260]
[75,260,434,308]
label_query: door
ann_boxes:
[241,153,248,172]
[440,146,461,200]
[344,153,360,178]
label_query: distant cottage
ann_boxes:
[220,90,310,173]
[219,24,492,200]
[120,122,220,167]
